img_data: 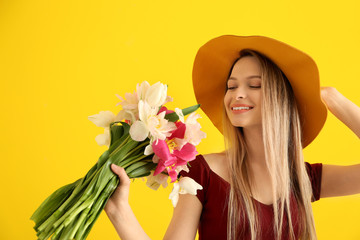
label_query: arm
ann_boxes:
[320,86,360,138]
[104,164,201,240]
[319,87,360,198]
[104,164,150,240]
[164,194,202,240]
[320,164,360,198]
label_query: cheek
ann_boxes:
[224,92,231,105]
[255,93,262,116]
[254,91,262,106]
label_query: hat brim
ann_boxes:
[192,35,327,148]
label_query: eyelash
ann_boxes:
[227,86,261,90]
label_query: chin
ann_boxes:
[231,121,261,129]
[230,121,246,128]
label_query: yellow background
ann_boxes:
[1,0,359,239]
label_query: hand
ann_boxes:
[320,86,360,138]
[104,164,131,216]
[320,86,341,111]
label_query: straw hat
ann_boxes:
[192,35,327,147]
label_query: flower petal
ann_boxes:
[95,128,110,146]
[129,120,149,141]
[158,106,174,115]
[136,81,150,101]
[169,182,180,207]
[153,162,166,176]
[173,143,198,161]
[152,139,173,161]
[175,164,189,174]
[115,109,137,123]
[175,108,184,122]
[168,169,178,183]
[169,121,186,139]
[144,144,153,155]
[88,110,115,128]
[173,137,187,151]
[184,112,206,146]
[146,82,165,107]
[146,175,161,190]
[178,177,203,195]
[138,100,146,122]
[152,154,160,163]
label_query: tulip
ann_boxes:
[146,170,169,190]
[88,111,116,147]
[169,177,203,207]
[152,139,198,183]
[87,111,115,128]
[184,112,207,146]
[129,100,176,142]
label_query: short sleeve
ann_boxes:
[305,162,323,202]
[179,155,209,205]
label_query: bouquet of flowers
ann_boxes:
[30,81,206,240]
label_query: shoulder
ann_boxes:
[185,152,227,177]
[202,152,229,182]
[202,152,227,168]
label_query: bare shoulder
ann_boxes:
[202,152,229,182]
[202,152,226,166]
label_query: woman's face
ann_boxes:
[224,56,263,129]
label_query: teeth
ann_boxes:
[233,107,251,110]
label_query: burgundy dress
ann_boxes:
[179,154,322,240]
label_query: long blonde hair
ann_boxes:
[223,49,317,240]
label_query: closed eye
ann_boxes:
[227,86,237,90]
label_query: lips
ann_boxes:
[230,104,254,113]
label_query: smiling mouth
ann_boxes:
[231,106,254,111]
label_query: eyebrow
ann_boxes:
[228,75,262,81]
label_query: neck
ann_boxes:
[243,126,266,167]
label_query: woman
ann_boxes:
[104,35,360,240]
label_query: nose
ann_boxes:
[236,95,244,99]
[235,87,247,99]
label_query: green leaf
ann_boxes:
[31,178,81,230]
[79,178,118,240]
[127,162,157,178]
[109,121,130,147]
[164,104,200,122]
[125,161,149,173]
[109,123,123,147]
[96,150,110,170]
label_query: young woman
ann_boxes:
[104,35,360,240]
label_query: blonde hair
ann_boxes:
[223,49,317,240]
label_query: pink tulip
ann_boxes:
[152,132,198,182]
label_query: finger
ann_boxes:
[111,164,131,186]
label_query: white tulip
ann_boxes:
[116,91,139,110]
[129,100,176,142]
[175,164,189,174]
[94,128,110,147]
[144,82,168,108]
[115,81,172,123]
[114,109,137,124]
[87,111,115,128]
[115,91,139,122]
[136,81,150,101]
[146,171,169,190]
[169,177,203,207]
[184,112,207,146]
